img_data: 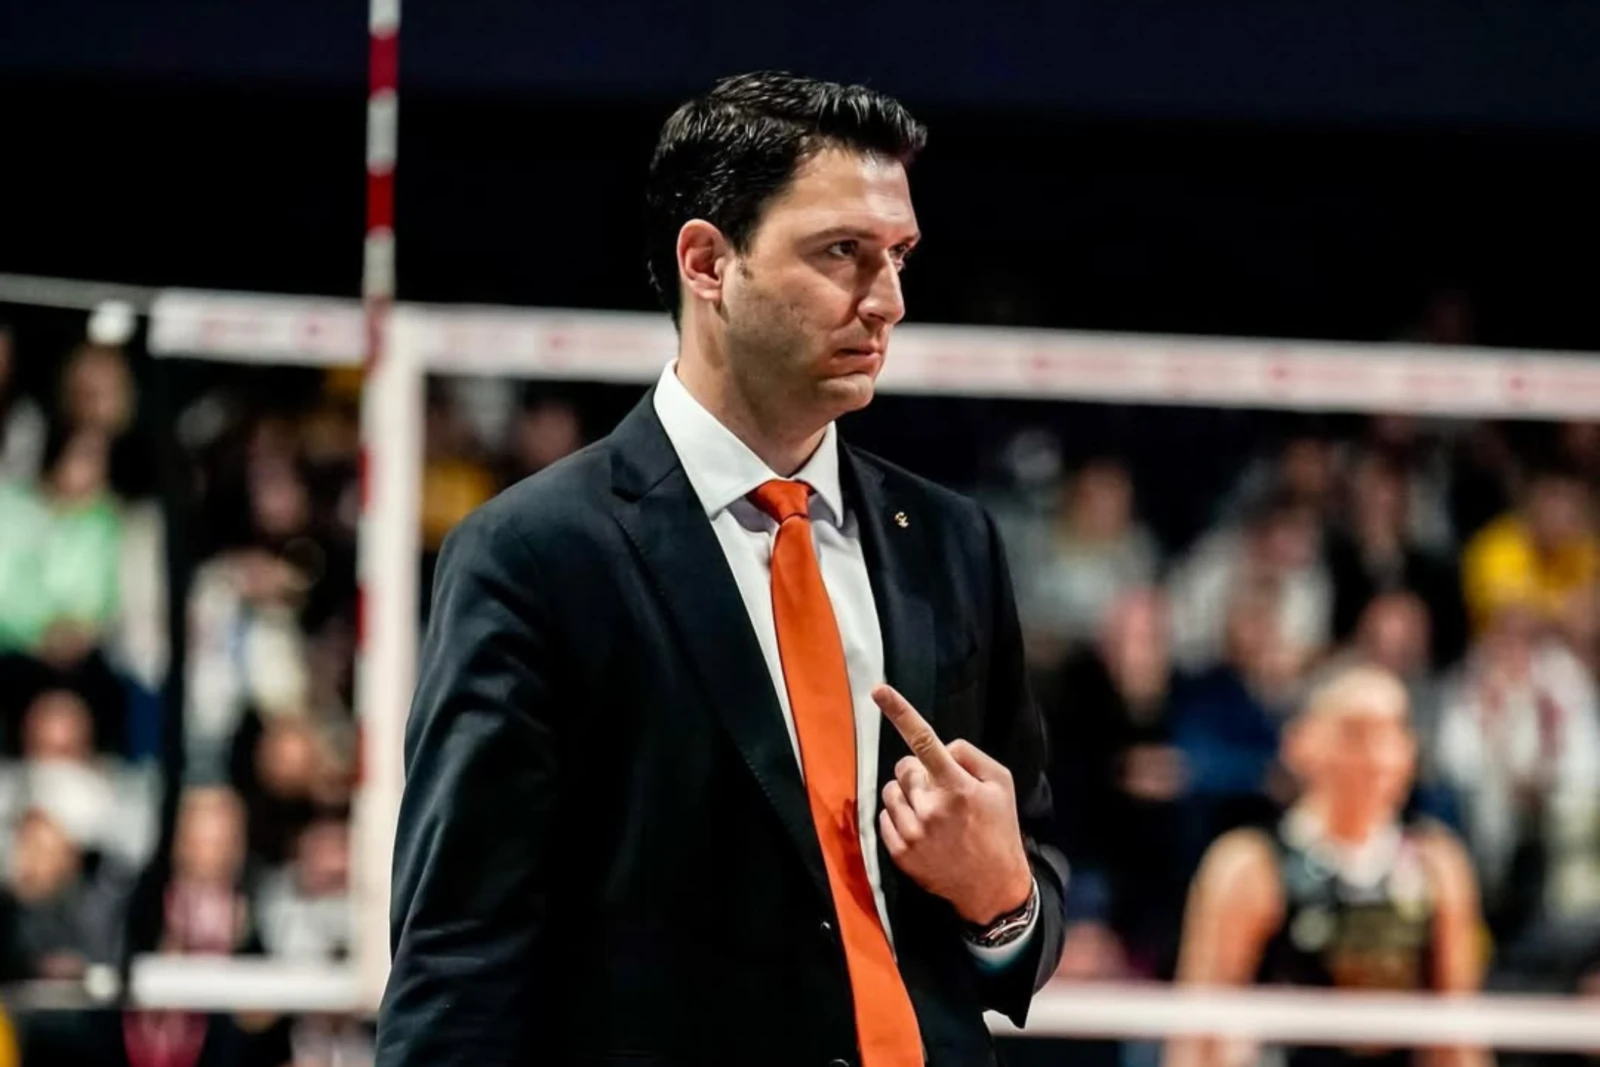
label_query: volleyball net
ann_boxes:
[3,276,1600,1055]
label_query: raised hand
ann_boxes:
[873,684,1033,925]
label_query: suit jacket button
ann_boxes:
[827,1059,851,1067]
[820,920,834,936]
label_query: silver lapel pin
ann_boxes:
[893,511,909,528]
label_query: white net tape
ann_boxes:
[4,273,1596,419]
[144,288,1600,418]
[991,982,1600,1049]
[9,963,1592,1050]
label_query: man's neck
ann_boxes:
[675,355,826,477]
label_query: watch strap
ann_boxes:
[962,878,1038,949]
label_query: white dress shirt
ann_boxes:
[652,363,1034,970]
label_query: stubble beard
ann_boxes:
[725,288,827,435]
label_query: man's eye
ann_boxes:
[827,240,859,258]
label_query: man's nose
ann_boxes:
[859,257,906,327]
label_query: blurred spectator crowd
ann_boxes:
[0,317,372,1065]
[4,298,1600,1063]
[992,414,1600,1002]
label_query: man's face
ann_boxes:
[718,146,919,428]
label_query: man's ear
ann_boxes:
[677,219,730,311]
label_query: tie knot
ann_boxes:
[749,479,812,523]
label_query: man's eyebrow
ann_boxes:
[812,225,915,241]
[807,224,921,246]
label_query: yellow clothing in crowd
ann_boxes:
[421,458,497,551]
[0,1003,16,1067]
[1461,513,1600,629]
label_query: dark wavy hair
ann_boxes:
[643,71,926,326]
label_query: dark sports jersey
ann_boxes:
[1255,812,1440,1067]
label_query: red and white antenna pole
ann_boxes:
[354,0,415,1013]
[365,0,399,345]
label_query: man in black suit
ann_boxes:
[376,71,1068,1067]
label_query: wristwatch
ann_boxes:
[962,878,1039,949]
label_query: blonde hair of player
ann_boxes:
[1300,660,1407,723]
[1166,659,1488,1067]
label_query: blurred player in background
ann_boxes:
[1169,662,1487,1067]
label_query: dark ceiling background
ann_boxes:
[3,0,1597,347]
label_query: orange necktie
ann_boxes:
[749,479,924,1067]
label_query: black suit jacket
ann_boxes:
[376,393,1067,1067]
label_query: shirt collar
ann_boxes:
[652,360,844,524]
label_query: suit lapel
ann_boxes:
[842,446,936,920]
[608,395,832,905]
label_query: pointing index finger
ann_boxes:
[873,684,966,786]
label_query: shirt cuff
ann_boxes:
[963,879,1040,973]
